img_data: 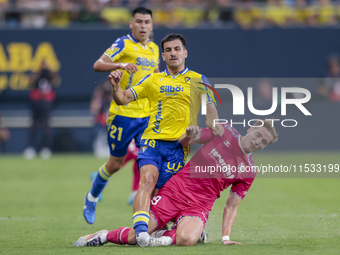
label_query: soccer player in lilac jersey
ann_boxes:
[75,120,278,247]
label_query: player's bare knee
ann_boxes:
[141,171,158,189]
[176,234,197,246]
[176,230,199,246]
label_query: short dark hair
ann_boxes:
[161,33,187,52]
[132,7,152,18]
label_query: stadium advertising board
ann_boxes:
[0,42,61,91]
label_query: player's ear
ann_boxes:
[184,49,188,59]
[161,52,166,62]
[129,20,133,30]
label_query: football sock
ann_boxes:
[107,227,131,245]
[162,229,177,245]
[100,232,108,243]
[87,192,99,203]
[133,211,149,235]
[90,165,112,198]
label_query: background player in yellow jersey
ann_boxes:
[108,33,223,247]
[83,7,159,224]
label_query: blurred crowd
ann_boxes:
[1,0,340,29]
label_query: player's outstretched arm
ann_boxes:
[178,126,201,146]
[206,103,224,136]
[94,54,138,74]
[222,191,242,245]
[109,70,135,105]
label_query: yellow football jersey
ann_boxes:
[104,32,159,119]
[130,67,213,141]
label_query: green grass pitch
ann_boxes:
[0,152,339,254]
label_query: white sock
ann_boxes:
[87,192,99,203]
[100,233,108,243]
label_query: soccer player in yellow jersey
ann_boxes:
[108,33,223,247]
[83,7,159,224]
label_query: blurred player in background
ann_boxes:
[83,7,159,224]
[23,61,59,159]
[0,111,10,153]
[90,80,112,159]
[107,33,222,247]
[75,120,278,247]
[89,80,141,204]
[317,54,340,102]
[123,139,140,205]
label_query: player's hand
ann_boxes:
[108,70,123,92]
[120,63,138,74]
[186,126,200,138]
[222,240,242,245]
[211,124,224,137]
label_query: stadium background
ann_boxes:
[0,1,339,254]
[1,28,339,153]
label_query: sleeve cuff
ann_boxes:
[130,88,138,100]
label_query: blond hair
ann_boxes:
[253,119,279,145]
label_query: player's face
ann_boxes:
[161,39,187,71]
[129,13,153,44]
[241,126,273,154]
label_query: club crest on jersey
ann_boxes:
[142,146,148,153]
[150,47,154,54]
[185,77,191,82]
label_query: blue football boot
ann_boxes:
[83,192,97,224]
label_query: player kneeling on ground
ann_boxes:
[75,120,278,247]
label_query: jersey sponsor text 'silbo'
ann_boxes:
[104,32,159,119]
[130,67,213,141]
